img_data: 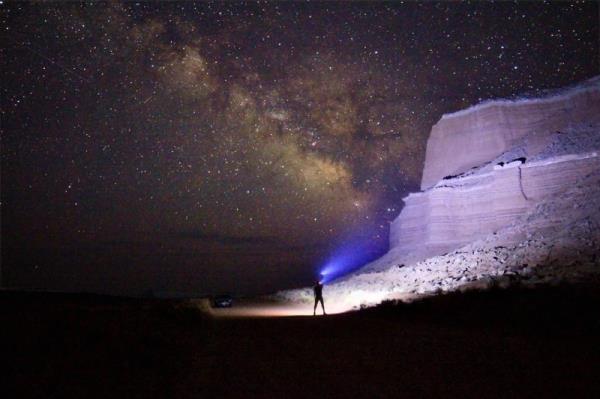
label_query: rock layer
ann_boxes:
[375,76,600,269]
[384,147,600,267]
[421,76,600,190]
[278,77,600,311]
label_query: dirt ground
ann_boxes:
[3,284,600,399]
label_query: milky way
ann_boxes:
[2,2,598,295]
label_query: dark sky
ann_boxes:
[2,1,598,296]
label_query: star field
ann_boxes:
[1,1,598,294]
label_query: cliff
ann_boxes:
[278,76,600,312]
[421,76,600,190]
[371,76,600,269]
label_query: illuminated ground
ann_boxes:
[207,298,329,317]
[206,296,375,317]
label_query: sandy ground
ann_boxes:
[4,286,600,399]
[205,296,359,317]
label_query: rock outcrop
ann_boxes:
[368,76,600,269]
[421,76,600,190]
[278,76,600,312]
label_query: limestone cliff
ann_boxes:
[279,77,600,311]
[421,76,600,190]
[369,76,600,270]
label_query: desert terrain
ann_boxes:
[4,284,600,399]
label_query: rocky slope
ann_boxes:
[278,77,600,312]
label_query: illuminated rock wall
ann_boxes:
[279,78,600,306]
[387,152,600,266]
[274,77,600,306]
[421,76,600,190]
[364,76,600,271]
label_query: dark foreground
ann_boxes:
[3,284,600,399]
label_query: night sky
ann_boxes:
[2,1,598,296]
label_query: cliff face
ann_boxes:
[376,76,600,269]
[389,147,600,266]
[279,77,600,312]
[421,77,600,190]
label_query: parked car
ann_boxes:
[211,295,233,308]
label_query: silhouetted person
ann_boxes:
[313,281,326,315]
